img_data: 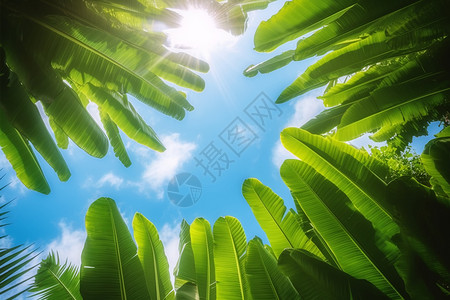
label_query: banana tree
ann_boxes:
[31,198,254,299]
[242,127,450,299]
[0,0,273,194]
[32,196,387,299]
[245,0,450,151]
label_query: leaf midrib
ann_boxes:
[287,163,403,299]
[142,216,161,300]
[256,244,280,300]
[339,83,450,130]
[284,133,393,222]
[110,205,126,300]
[9,9,185,112]
[225,219,245,299]
[47,266,78,300]
[253,185,295,250]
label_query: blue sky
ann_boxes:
[0,1,442,291]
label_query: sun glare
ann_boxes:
[167,9,235,56]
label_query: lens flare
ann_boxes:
[167,9,236,56]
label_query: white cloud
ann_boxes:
[7,175,28,195]
[284,96,324,128]
[272,97,324,168]
[272,141,297,168]
[0,227,13,249]
[98,172,124,189]
[159,223,180,284]
[83,172,124,190]
[0,154,27,194]
[45,221,86,267]
[0,153,10,169]
[133,133,197,199]
[126,141,151,160]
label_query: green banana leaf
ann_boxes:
[99,109,132,168]
[421,129,450,197]
[1,73,70,181]
[242,178,324,259]
[48,117,69,149]
[176,282,199,300]
[30,15,193,118]
[280,128,398,239]
[80,198,150,299]
[280,159,406,299]
[30,252,81,300]
[291,198,339,268]
[133,213,175,300]
[254,0,355,52]
[336,72,450,141]
[243,50,295,77]
[174,220,196,290]
[213,216,248,300]
[319,61,405,107]
[190,218,215,300]
[292,0,431,61]
[387,177,450,281]
[278,15,449,103]
[79,83,165,152]
[0,108,50,194]
[2,29,109,158]
[278,249,389,300]
[300,102,349,135]
[245,238,300,300]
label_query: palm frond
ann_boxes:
[0,192,37,299]
[30,252,81,300]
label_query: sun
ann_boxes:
[167,9,235,56]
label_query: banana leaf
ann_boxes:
[242,178,324,259]
[2,27,109,158]
[387,177,450,281]
[0,108,50,194]
[280,159,406,299]
[243,50,295,77]
[336,73,450,141]
[133,213,175,300]
[80,198,150,299]
[278,248,389,300]
[278,17,449,103]
[174,220,196,290]
[1,73,70,181]
[245,238,300,300]
[213,216,248,300]
[190,218,215,300]
[79,83,165,152]
[99,109,132,167]
[280,128,398,240]
[176,282,199,300]
[421,128,450,198]
[292,0,430,61]
[254,0,355,52]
